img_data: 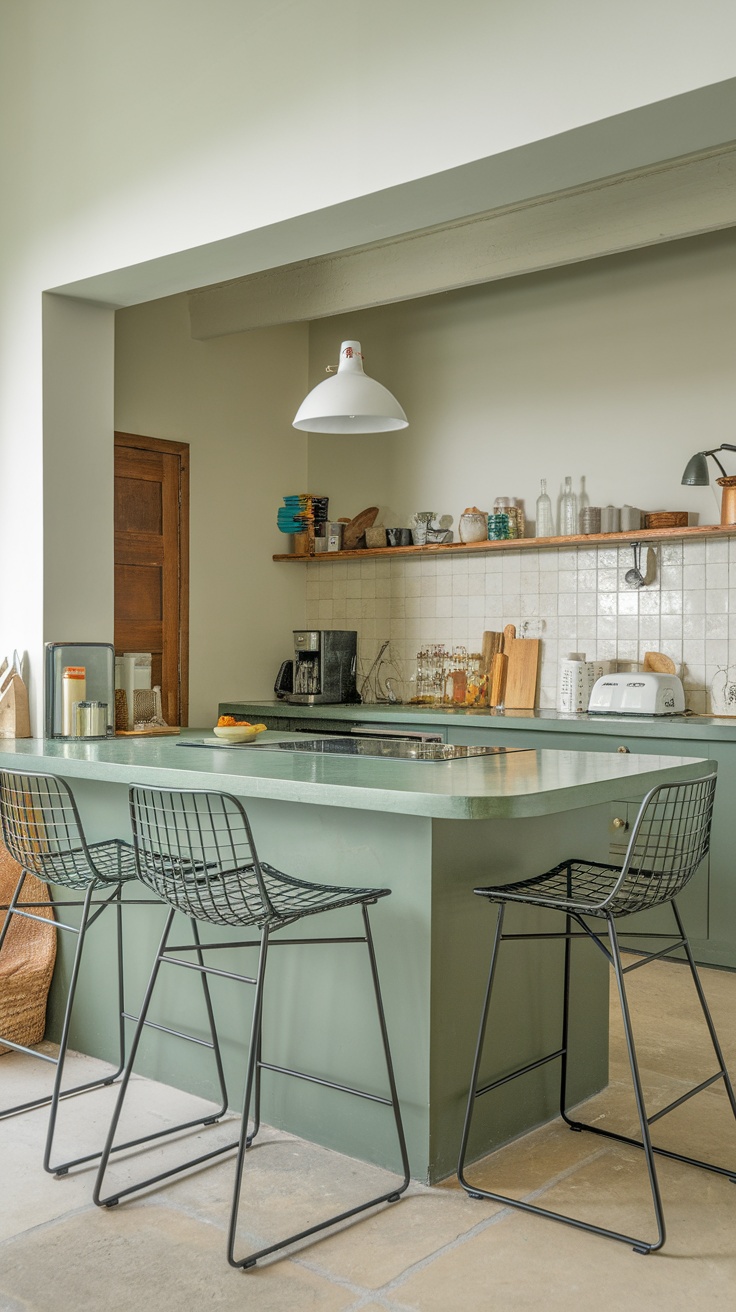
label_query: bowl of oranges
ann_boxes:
[212,716,268,743]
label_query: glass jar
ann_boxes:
[464,654,486,706]
[488,513,511,540]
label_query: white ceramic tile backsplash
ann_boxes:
[305,539,734,712]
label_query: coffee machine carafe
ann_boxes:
[289,630,358,705]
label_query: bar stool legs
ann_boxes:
[227,904,409,1270]
[458,898,736,1254]
[94,903,410,1269]
[92,909,233,1204]
[0,874,128,1175]
[562,904,736,1182]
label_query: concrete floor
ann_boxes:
[1,955,736,1311]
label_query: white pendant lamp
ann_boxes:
[292,341,408,434]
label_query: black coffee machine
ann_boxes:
[274,630,359,705]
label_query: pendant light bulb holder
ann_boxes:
[292,340,408,434]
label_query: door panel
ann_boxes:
[114,434,189,726]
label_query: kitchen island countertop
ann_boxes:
[0,731,715,821]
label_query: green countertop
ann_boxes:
[220,699,736,744]
[0,732,715,821]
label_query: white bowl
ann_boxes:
[212,724,259,742]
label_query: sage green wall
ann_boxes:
[114,297,309,723]
[305,229,736,533]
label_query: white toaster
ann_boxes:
[588,671,685,716]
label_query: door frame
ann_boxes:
[114,431,190,726]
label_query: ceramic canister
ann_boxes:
[557,653,595,713]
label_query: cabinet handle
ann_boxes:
[617,745,630,753]
[612,816,629,830]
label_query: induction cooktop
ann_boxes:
[252,737,527,762]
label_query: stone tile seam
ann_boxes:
[296,1143,612,1307]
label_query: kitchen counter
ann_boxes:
[0,730,712,820]
[220,699,736,743]
[0,733,713,1182]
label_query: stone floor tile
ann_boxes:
[395,1200,736,1312]
[299,1184,500,1288]
[0,1204,357,1312]
[3,957,736,1310]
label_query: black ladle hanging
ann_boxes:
[624,542,645,588]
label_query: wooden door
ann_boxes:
[114,433,189,726]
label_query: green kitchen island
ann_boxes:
[0,733,715,1183]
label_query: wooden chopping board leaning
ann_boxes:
[502,624,541,710]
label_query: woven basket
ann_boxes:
[0,842,56,1055]
[643,511,689,529]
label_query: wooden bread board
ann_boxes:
[116,726,181,737]
[504,638,541,709]
[643,651,677,674]
[342,507,379,550]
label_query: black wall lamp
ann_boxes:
[681,444,736,524]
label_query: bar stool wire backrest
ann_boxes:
[130,786,376,929]
[129,786,275,924]
[616,776,716,909]
[514,776,717,917]
[0,769,115,890]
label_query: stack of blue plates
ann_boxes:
[277,495,329,534]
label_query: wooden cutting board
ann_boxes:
[489,652,508,707]
[481,631,504,674]
[116,726,181,737]
[504,631,541,709]
[342,506,379,549]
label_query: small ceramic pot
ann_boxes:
[458,512,488,544]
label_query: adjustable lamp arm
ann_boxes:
[707,444,736,478]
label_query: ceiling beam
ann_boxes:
[188,143,736,339]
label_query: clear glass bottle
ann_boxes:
[560,476,578,537]
[535,480,554,538]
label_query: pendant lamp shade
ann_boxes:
[292,341,408,434]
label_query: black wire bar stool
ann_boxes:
[93,785,410,1270]
[0,768,229,1177]
[458,772,736,1254]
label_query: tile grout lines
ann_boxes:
[292,1143,613,1309]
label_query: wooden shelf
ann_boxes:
[273,523,736,563]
